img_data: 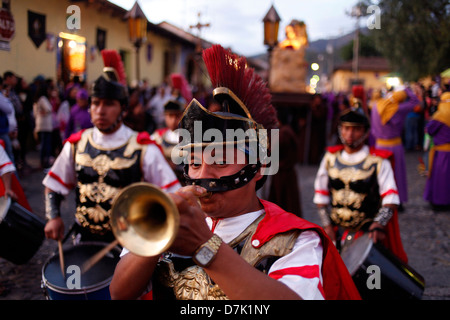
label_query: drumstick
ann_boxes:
[81,239,119,274]
[58,240,65,278]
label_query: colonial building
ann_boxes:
[330,56,392,93]
[0,0,205,88]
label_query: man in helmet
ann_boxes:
[110,45,360,300]
[313,105,408,263]
[43,50,180,244]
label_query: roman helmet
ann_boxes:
[177,45,278,192]
[91,50,128,132]
[338,104,371,149]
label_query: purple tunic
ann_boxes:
[64,105,93,139]
[371,88,420,203]
[423,120,450,205]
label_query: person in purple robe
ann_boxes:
[371,86,420,207]
[423,91,450,210]
[64,88,93,139]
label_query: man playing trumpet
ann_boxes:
[110,45,360,300]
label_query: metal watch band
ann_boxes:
[206,234,223,252]
[373,206,394,226]
[193,234,223,267]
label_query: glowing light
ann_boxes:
[386,77,400,88]
[311,63,319,71]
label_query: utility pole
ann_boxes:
[189,12,210,88]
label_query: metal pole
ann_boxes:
[135,42,141,83]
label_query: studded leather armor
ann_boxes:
[72,129,145,237]
[325,151,383,231]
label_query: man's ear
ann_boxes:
[255,164,265,181]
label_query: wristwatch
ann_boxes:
[192,234,223,267]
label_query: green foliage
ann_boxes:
[365,0,450,81]
[340,32,383,61]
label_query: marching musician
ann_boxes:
[151,98,185,182]
[313,105,408,263]
[42,50,180,244]
[110,45,360,300]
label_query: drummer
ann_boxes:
[313,104,408,263]
[42,50,180,244]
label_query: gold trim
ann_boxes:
[340,122,366,127]
[376,137,402,147]
[182,98,259,127]
[212,87,254,120]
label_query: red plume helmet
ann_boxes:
[178,45,278,192]
[92,49,128,106]
[351,84,365,109]
[202,45,278,130]
[101,49,127,86]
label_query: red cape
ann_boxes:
[0,173,32,211]
[256,199,361,300]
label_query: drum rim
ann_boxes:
[341,233,373,275]
[41,241,120,295]
[0,196,11,222]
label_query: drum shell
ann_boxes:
[0,199,45,265]
[341,234,425,300]
[41,242,120,300]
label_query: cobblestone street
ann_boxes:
[0,149,449,300]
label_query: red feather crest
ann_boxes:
[101,49,127,86]
[202,45,278,130]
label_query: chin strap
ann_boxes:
[183,163,261,193]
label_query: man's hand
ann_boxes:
[3,188,18,201]
[44,217,65,240]
[368,222,386,243]
[168,185,212,256]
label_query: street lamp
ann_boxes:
[263,5,281,49]
[263,5,281,85]
[125,1,148,83]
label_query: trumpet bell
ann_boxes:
[110,182,179,257]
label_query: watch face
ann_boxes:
[195,246,215,266]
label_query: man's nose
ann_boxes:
[197,163,216,179]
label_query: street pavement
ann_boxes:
[0,148,449,300]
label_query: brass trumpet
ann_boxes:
[110,182,180,257]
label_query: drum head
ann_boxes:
[340,233,373,275]
[42,242,120,293]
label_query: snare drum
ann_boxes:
[0,197,45,265]
[340,233,425,300]
[41,242,121,300]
